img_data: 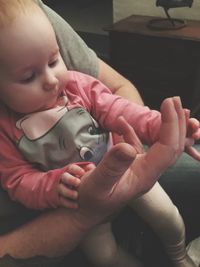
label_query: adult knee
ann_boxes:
[84,242,118,267]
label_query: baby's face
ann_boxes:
[0,7,68,113]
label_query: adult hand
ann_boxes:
[76,97,187,227]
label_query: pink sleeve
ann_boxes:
[0,119,67,210]
[72,72,161,145]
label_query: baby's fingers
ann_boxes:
[187,118,200,139]
[58,182,78,200]
[115,116,144,154]
[59,196,79,209]
[67,164,86,178]
[185,146,200,161]
[58,180,79,209]
[84,163,96,172]
[61,172,81,188]
[191,126,200,140]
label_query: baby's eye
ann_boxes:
[80,147,94,161]
[49,58,58,68]
[20,73,35,83]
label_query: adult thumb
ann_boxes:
[89,143,136,192]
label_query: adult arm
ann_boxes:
[98,59,144,105]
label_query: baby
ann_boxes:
[0,1,199,266]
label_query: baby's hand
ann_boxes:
[58,163,95,209]
[185,110,200,161]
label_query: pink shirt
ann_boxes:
[0,71,161,209]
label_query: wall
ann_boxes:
[44,0,113,35]
[113,0,200,22]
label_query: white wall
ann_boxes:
[113,0,200,22]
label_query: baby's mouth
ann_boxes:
[44,95,68,110]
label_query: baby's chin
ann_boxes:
[42,98,59,111]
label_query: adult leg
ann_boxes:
[81,222,143,267]
[187,237,200,267]
[160,146,200,242]
[129,182,196,267]
[0,208,85,259]
[170,147,200,266]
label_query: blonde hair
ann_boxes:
[0,0,39,27]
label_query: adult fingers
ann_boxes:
[173,96,186,152]
[143,97,185,179]
[159,97,179,146]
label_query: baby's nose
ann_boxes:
[43,73,58,91]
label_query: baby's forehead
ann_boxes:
[0,11,57,62]
[0,0,39,28]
